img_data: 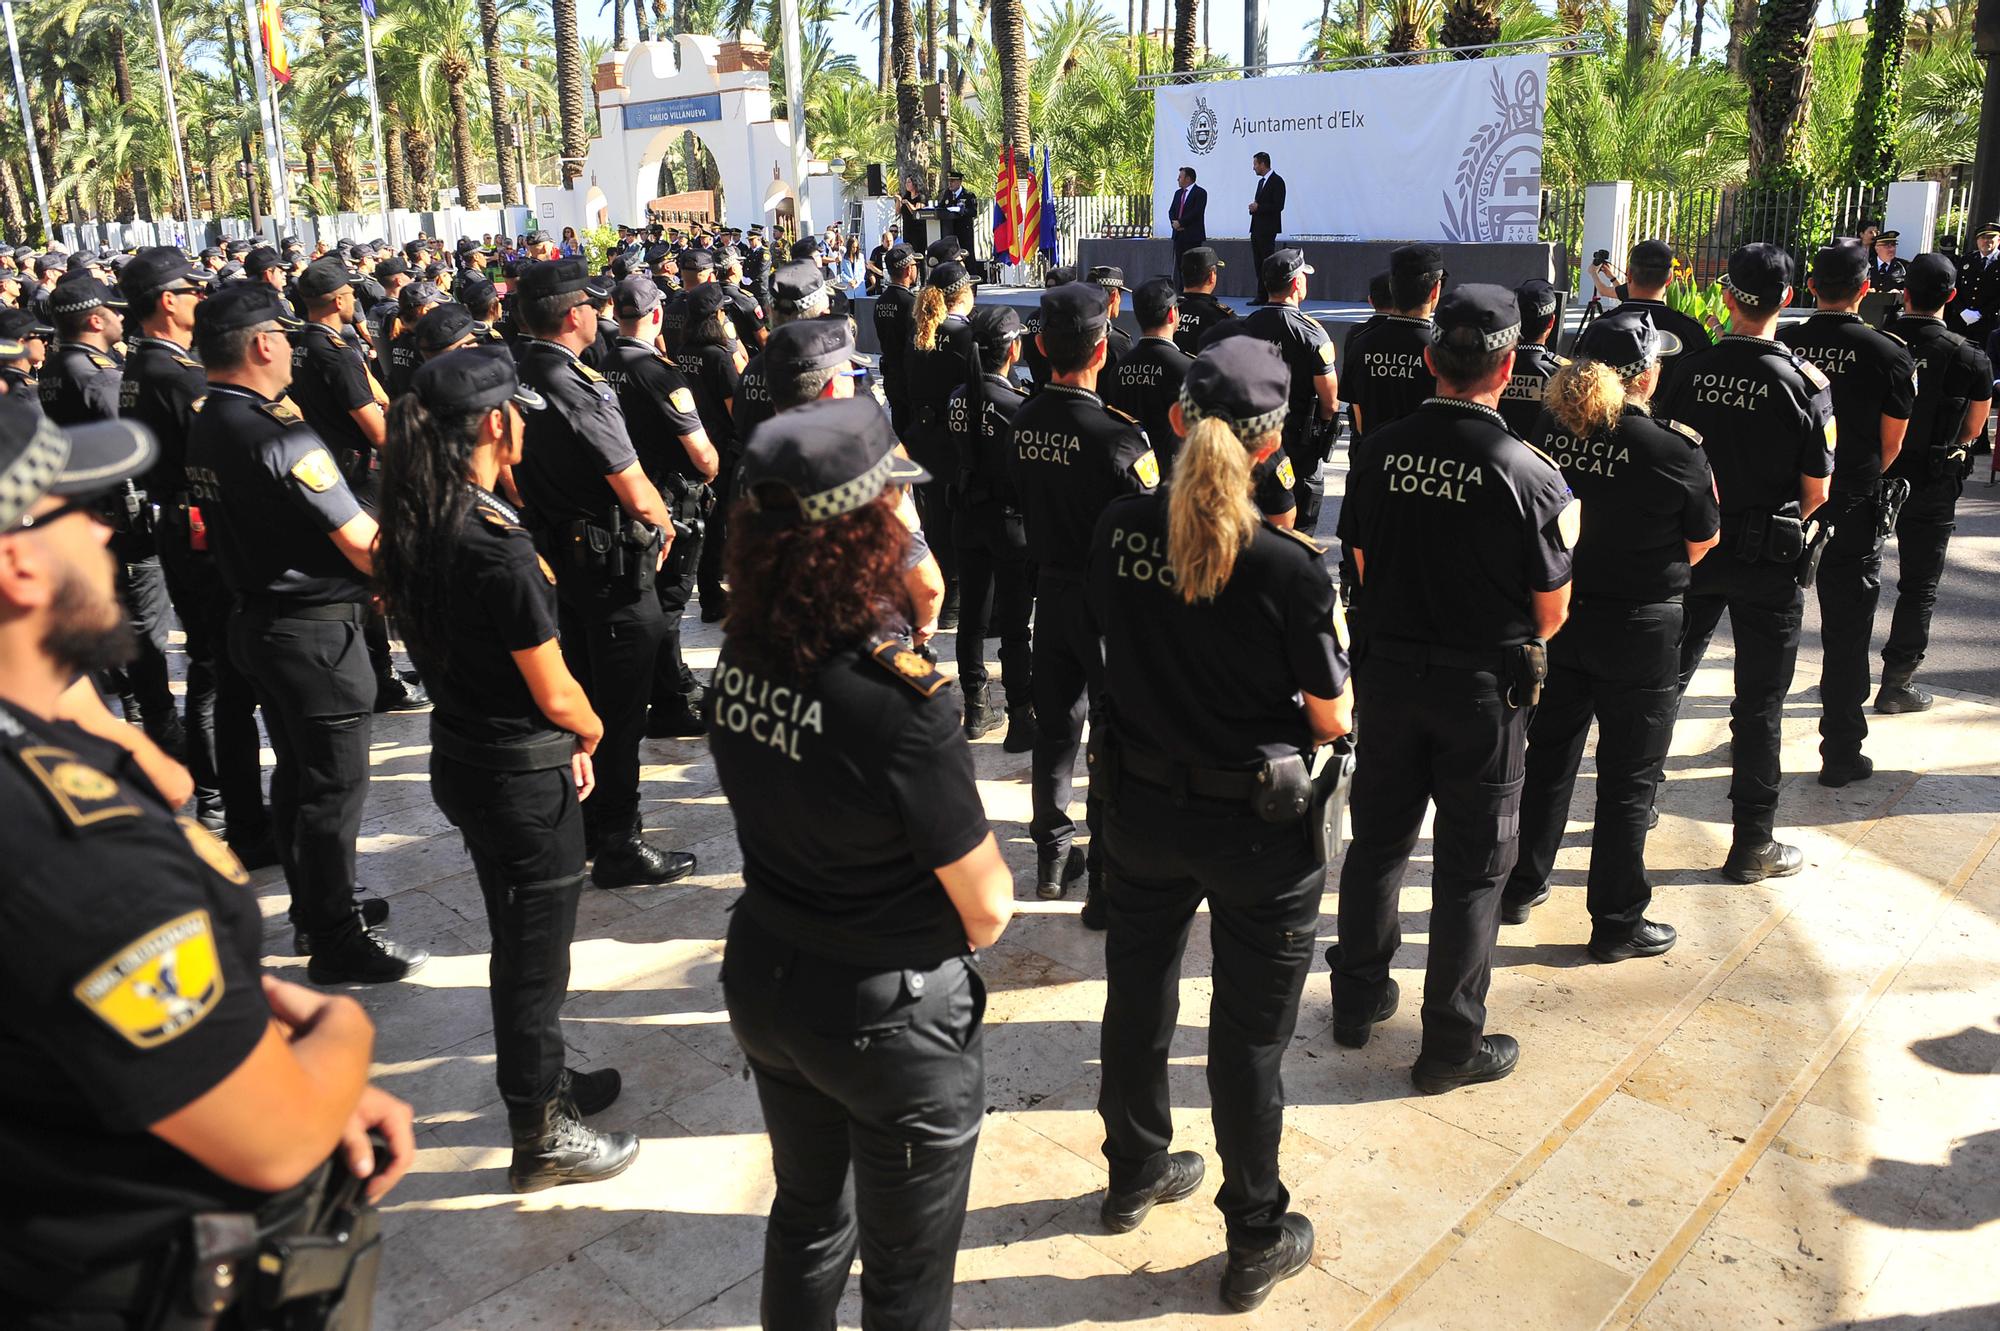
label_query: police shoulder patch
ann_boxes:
[1556,497,1583,550]
[1666,419,1703,447]
[13,746,141,830]
[1134,450,1161,489]
[668,386,697,415]
[73,909,225,1049]
[261,396,304,426]
[1275,456,1297,489]
[85,348,115,369]
[576,361,606,383]
[289,447,342,493]
[475,503,523,532]
[1317,340,1336,367]
[1105,403,1141,425]
[179,816,250,886]
[189,395,206,414]
[1797,358,1831,392]
[868,637,950,698]
[1332,599,1351,651]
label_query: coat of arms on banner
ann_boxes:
[1440,68,1544,243]
[1186,96,1219,155]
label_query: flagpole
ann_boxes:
[145,0,199,247]
[244,0,289,233]
[360,2,391,241]
[0,0,52,242]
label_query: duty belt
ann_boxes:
[1362,635,1510,674]
[236,598,368,623]
[1119,744,1265,802]
[429,723,575,772]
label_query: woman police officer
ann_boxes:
[1498,306,1720,959]
[709,395,1015,1330]
[906,260,978,621]
[373,344,640,1193]
[1085,336,1353,1313]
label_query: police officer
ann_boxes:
[1237,250,1338,528]
[1008,282,1161,914]
[373,344,641,1191]
[366,253,412,346]
[1088,264,1134,375]
[947,305,1035,746]
[1497,278,1566,436]
[410,301,479,375]
[513,257,698,888]
[384,285,451,399]
[1659,243,1835,882]
[1331,284,1577,1092]
[1591,239,1710,395]
[741,222,769,302]
[1877,253,1993,713]
[0,401,417,1327]
[734,260,828,450]
[579,274,619,373]
[185,283,427,981]
[1016,264,1075,388]
[1500,308,1719,961]
[1087,336,1349,1312]
[661,246,718,357]
[1779,240,1916,787]
[1173,247,1235,355]
[717,247,767,350]
[908,260,977,624]
[710,396,1014,1330]
[874,244,920,434]
[1869,232,1907,294]
[457,269,507,345]
[1948,221,2000,344]
[606,273,719,738]
[1104,276,1192,472]
[1339,242,1439,441]
[0,307,49,399]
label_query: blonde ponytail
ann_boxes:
[1544,358,1627,438]
[912,286,947,352]
[1167,416,1263,604]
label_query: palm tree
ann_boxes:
[1383,0,1438,58]
[1742,0,1815,183]
[601,0,628,47]
[553,0,589,186]
[484,0,525,204]
[1848,0,1908,185]
[1439,0,1501,51]
[892,0,927,189]
[991,0,1029,146]
[1173,0,1198,70]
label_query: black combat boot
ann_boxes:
[507,1098,640,1193]
[963,683,1000,740]
[1875,664,1934,715]
[1001,706,1039,754]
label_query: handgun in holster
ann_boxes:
[1506,639,1548,709]
[609,505,663,594]
[1875,477,1912,539]
[1306,735,1357,866]
[1312,413,1340,462]
[1795,514,1833,588]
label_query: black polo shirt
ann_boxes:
[1173,290,1235,356]
[1888,316,1993,483]
[40,344,122,425]
[1532,404,1719,601]
[873,284,918,407]
[119,336,206,500]
[514,338,640,529]
[1497,340,1564,437]
[1339,314,1435,437]
[287,321,377,472]
[675,339,743,455]
[1236,304,1335,460]
[606,336,708,485]
[946,372,1027,505]
[1007,383,1158,573]
[1659,335,1835,518]
[1102,335,1191,473]
[1778,311,1917,493]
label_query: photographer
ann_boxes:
[1587,240,1710,394]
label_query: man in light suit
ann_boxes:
[1168,166,1208,274]
[1248,151,1286,279]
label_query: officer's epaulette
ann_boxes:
[173,353,201,369]
[8,744,143,833]
[260,397,304,426]
[475,502,525,533]
[1666,419,1703,447]
[1550,353,1571,367]
[1793,356,1831,392]
[1881,329,1907,346]
[1105,403,1141,426]
[1268,521,1325,555]
[1521,440,1564,472]
[85,348,115,369]
[867,636,951,698]
[575,360,606,383]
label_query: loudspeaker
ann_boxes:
[866,163,886,197]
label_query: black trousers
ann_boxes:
[104,555,175,731]
[953,503,1034,712]
[723,908,985,1331]
[651,529,704,710]
[431,754,585,1109]
[1330,658,1527,1063]
[160,523,267,837]
[698,460,736,607]
[1505,598,1682,942]
[1098,780,1321,1250]
[1283,443,1321,531]
[1251,230,1278,277]
[1029,573,1103,872]
[912,481,957,587]
[1815,492,1887,762]
[1675,556,1803,844]
[229,607,374,943]
[556,579,664,844]
[1883,474,1961,670]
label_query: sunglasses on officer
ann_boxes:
[9,489,115,533]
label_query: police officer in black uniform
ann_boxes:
[1009,282,1161,914]
[661,247,718,358]
[1591,240,1711,396]
[373,344,641,1192]
[1237,250,1338,528]
[1659,243,1835,882]
[0,401,418,1328]
[1877,253,1995,713]
[1778,240,1917,786]
[947,305,1035,746]
[1500,308,1719,960]
[1016,264,1076,388]
[410,302,479,379]
[1869,232,1908,294]
[0,307,49,400]
[1339,242,1439,441]
[1104,277,1192,473]
[741,223,769,302]
[874,244,920,434]
[186,283,427,982]
[1331,284,1577,1092]
[458,269,507,345]
[1174,247,1235,356]
[1497,278,1566,437]
[710,396,1014,1330]
[718,247,767,350]
[1088,264,1134,375]
[907,260,977,625]
[1087,336,1350,1312]
[512,257,697,889]
[606,274,719,738]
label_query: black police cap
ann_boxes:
[398,281,444,318]
[1133,275,1180,327]
[515,257,592,302]
[925,236,964,266]
[242,246,284,277]
[686,282,733,323]
[967,305,1023,357]
[1043,264,1078,289]
[373,255,411,279]
[928,261,971,293]
[0,307,53,341]
[297,256,359,301]
[0,396,157,533]
[1389,242,1444,285]
[49,274,127,316]
[1975,221,2000,239]
[582,273,614,302]
[455,270,498,308]
[215,262,245,283]
[1904,253,1956,304]
[1260,247,1314,294]
[118,246,210,302]
[766,316,872,376]
[1184,336,1290,441]
[740,396,929,526]
[414,302,477,354]
[789,237,822,262]
[1721,242,1792,307]
[771,260,828,310]
[1180,246,1223,282]
[1874,230,1900,245]
[677,248,717,272]
[224,239,252,257]
[1516,277,1561,327]
[1087,265,1126,290]
[193,281,301,337]
[1431,283,1521,351]
[1811,239,1869,287]
[1038,281,1110,345]
[1629,238,1675,274]
[411,343,546,416]
[613,275,663,319]
[885,244,917,272]
[1574,305,1681,378]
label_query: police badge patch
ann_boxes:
[73,909,225,1049]
[1186,96,1219,156]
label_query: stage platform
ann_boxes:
[1074,237,1562,302]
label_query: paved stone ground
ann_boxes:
[231,459,2000,1331]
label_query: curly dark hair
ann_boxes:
[722,487,911,679]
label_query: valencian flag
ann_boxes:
[259,0,290,83]
[992,147,1018,266]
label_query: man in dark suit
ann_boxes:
[1248,151,1286,277]
[1949,221,2000,345]
[1167,166,1208,271]
[938,170,981,279]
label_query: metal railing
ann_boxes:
[1138,33,1605,86]
[1540,187,1585,292]
[1941,180,1975,255]
[1626,183,1890,299]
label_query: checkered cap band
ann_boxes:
[1431,320,1519,353]
[0,414,73,530]
[1176,385,1288,445]
[798,450,897,523]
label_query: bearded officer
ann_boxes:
[1236,250,1337,528]
[1497,278,1566,436]
[1330,284,1577,1093]
[1008,281,1160,918]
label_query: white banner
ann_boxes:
[1153,55,1548,244]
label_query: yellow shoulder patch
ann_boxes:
[1275,456,1297,489]
[576,361,606,383]
[536,553,557,585]
[179,816,250,886]
[1317,340,1336,367]
[14,746,140,829]
[1134,450,1161,489]
[668,386,697,415]
[1666,419,1704,447]
[86,348,115,369]
[73,909,225,1049]
[1557,497,1582,550]
[868,637,949,698]
[289,448,342,494]
[1332,599,1351,651]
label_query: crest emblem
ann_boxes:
[1186,96,1219,156]
[1441,68,1545,244]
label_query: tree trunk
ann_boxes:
[1316,0,1331,58]
[992,0,1028,148]
[1173,0,1197,69]
[634,0,651,42]
[612,0,628,48]
[1725,0,1754,74]
[879,0,891,88]
[205,152,227,215]
[1356,0,1369,41]
[1848,0,1907,183]
[1688,0,1704,56]
[481,0,524,204]
[1743,0,1814,181]
[1139,0,1150,67]
[893,0,929,189]
[923,0,937,80]
[554,0,589,185]
[447,65,479,208]
[331,135,361,210]
[384,103,411,209]
[1624,0,1648,79]
[0,161,25,238]
[405,123,435,208]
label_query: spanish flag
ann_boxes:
[260,0,290,83]
[1016,152,1041,267]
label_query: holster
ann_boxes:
[1876,477,1912,539]
[559,519,613,578]
[1307,736,1357,865]
[1251,753,1313,824]
[619,520,664,593]
[1085,727,1121,815]
[1313,413,1340,463]
[1505,639,1548,709]
[1795,516,1833,588]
